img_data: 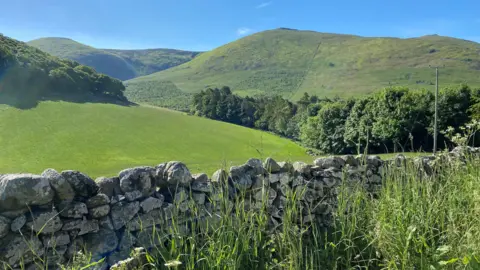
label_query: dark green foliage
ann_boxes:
[0,34,127,108]
[191,84,480,154]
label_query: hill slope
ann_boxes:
[0,102,310,177]
[125,28,480,109]
[0,34,126,108]
[28,37,201,80]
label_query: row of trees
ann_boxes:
[191,85,480,154]
[0,34,127,108]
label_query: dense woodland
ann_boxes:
[0,34,127,108]
[191,85,480,154]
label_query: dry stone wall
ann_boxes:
[0,146,479,269]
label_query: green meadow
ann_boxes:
[0,102,310,178]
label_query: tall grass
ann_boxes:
[119,155,479,270]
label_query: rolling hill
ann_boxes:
[0,101,310,177]
[27,37,201,80]
[125,28,480,110]
[0,34,126,108]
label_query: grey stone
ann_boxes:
[140,197,163,213]
[119,166,156,197]
[42,231,70,248]
[66,237,84,258]
[96,177,122,198]
[192,192,206,205]
[44,244,68,266]
[0,209,28,219]
[191,179,213,193]
[192,173,209,183]
[10,214,26,232]
[246,158,265,175]
[83,229,118,260]
[118,231,136,250]
[163,161,192,186]
[0,174,54,211]
[108,249,131,267]
[110,247,148,270]
[89,205,110,218]
[98,216,115,230]
[58,201,88,218]
[394,154,407,167]
[124,190,143,201]
[26,210,63,234]
[174,187,188,203]
[86,193,110,208]
[135,227,164,249]
[277,161,294,173]
[314,156,346,169]
[251,175,269,190]
[0,234,44,266]
[268,172,290,184]
[61,170,99,198]
[230,165,255,190]
[62,218,99,235]
[293,162,311,175]
[42,169,75,202]
[126,209,165,231]
[0,215,10,238]
[211,169,228,183]
[366,155,383,167]
[111,201,140,230]
[264,157,281,173]
[254,188,277,205]
[341,155,359,166]
[155,163,167,187]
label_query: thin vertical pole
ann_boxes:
[433,67,438,155]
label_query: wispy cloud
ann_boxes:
[237,27,253,36]
[256,1,273,9]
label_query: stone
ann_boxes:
[191,180,213,193]
[0,216,10,238]
[0,234,44,266]
[247,158,265,175]
[251,175,269,190]
[83,229,118,260]
[99,216,115,230]
[89,205,110,218]
[140,197,164,213]
[58,201,88,218]
[44,244,68,266]
[66,237,84,258]
[211,169,228,183]
[155,163,167,187]
[118,231,137,250]
[394,154,407,167]
[111,201,140,230]
[124,190,143,201]
[61,170,99,199]
[108,249,131,267]
[110,194,126,205]
[254,188,277,205]
[366,155,383,167]
[26,210,63,234]
[119,166,156,197]
[192,173,209,183]
[110,248,148,270]
[263,157,281,173]
[163,161,192,187]
[268,172,290,184]
[0,174,54,212]
[341,155,359,167]
[277,161,294,173]
[293,162,311,175]
[314,156,346,169]
[62,218,99,235]
[368,174,382,184]
[42,169,75,202]
[192,192,206,205]
[42,231,70,248]
[322,177,337,188]
[135,227,164,249]
[10,214,26,232]
[0,209,28,219]
[86,193,110,208]
[174,187,188,203]
[230,164,255,190]
[96,177,122,198]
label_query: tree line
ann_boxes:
[191,85,480,154]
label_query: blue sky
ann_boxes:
[0,0,479,51]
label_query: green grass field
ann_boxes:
[0,102,310,178]
[125,29,480,110]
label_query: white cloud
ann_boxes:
[256,1,273,9]
[237,27,253,36]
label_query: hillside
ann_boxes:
[0,34,126,108]
[28,37,201,80]
[125,28,480,110]
[0,101,310,177]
